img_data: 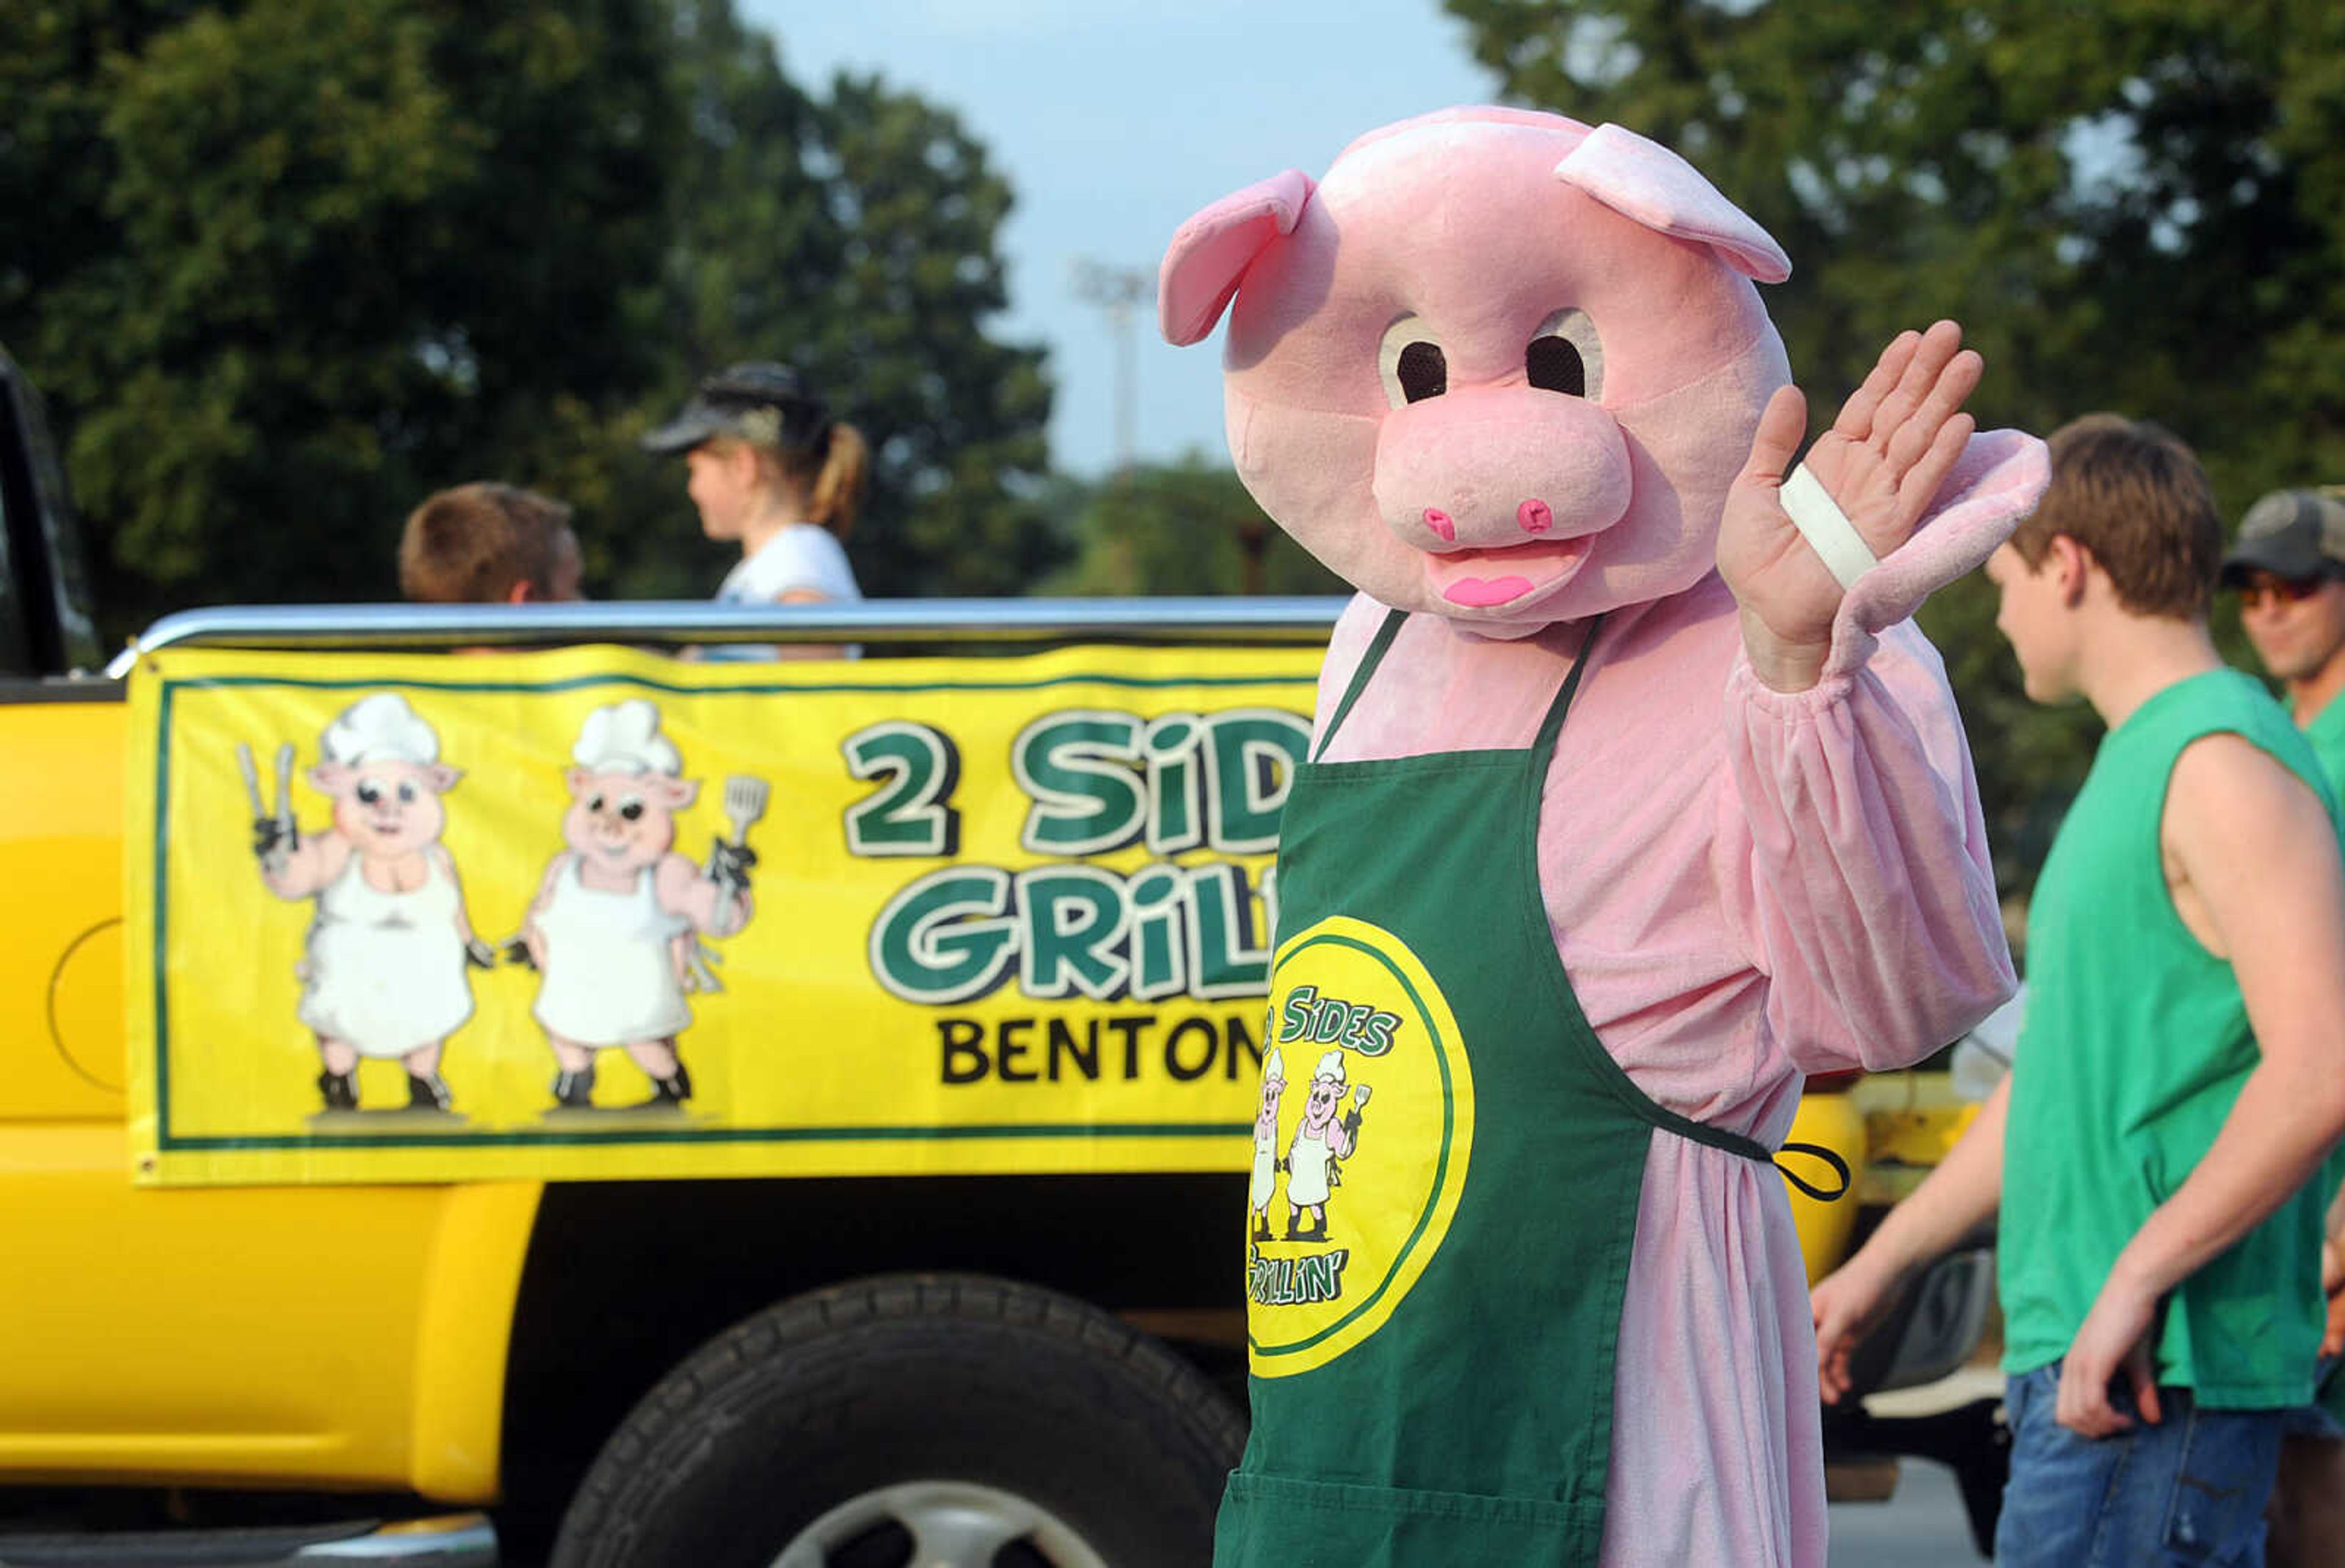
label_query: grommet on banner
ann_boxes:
[1780,465,1878,590]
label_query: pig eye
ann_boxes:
[1396,343,1446,402]
[396,780,418,804]
[355,780,383,806]
[1527,308,1604,399]
[1527,338,1583,396]
[619,796,645,822]
[587,793,606,813]
[1377,314,1447,408]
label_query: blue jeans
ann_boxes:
[2277,1352,2344,1440]
[1996,1362,2283,1566]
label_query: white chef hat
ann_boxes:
[1263,1046,1285,1083]
[322,692,440,767]
[1314,1049,1347,1085]
[572,699,682,777]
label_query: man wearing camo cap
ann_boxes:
[2225,489,2345,783]
[2223,487,2345,1568]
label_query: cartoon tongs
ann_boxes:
[238,741,298,874]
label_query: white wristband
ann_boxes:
[1780,464,1877,590]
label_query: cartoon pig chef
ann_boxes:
[1284,1049,1369,1242]
[252,692,492,1113]
[1249,1045,1287,1242]
[520,700,754,1109]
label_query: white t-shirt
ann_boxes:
[716,523,862,606]
[710,523,862,660]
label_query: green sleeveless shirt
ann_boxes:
[2295,687,2345,1427]
[2303,688,2345,800]
[2001,668,2342,1407]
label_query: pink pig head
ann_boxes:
[1161,107,1795,632]
[562,768,696,870]
[1299,1058,1345,1135]
[309,692,459,858]
[313,758,459,856]
[561,698,700,872]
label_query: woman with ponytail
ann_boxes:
[642,362,869,659]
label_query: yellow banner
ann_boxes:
[126,641,1325,1185]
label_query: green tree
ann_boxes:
[1,0,1060,630]
[5,1,681,626]
[808,74,1061,598]
[606,3,1062,599]
[1041,456,1348,599]
[1445,0,2345,886]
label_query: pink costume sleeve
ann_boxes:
[1719,619,2015,1075]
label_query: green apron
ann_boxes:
[1219,609,1778,1566]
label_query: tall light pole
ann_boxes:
[1071,260,1151,476]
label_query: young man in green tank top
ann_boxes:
[1812,417,2345,1566]
[2222,487,2345,1568]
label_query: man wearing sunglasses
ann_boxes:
[2225,487,2345,1568]
[2227,489,2345,780]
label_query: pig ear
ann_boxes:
[426,763,461,793]
[1554,123,1791,285]
[655,776,700,810]
[1158,170,1316,346]
[564,766,593,797]
[310,763,350,794]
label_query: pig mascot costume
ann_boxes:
[1163,108,2046,1566]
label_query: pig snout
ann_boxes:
[1372,388,1633,553]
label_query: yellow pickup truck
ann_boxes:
[0,347,1998,1567]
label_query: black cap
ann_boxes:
[640,362,829,456]
[2220,489,2345,586]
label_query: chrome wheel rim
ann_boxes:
[770,1479,1110,1568]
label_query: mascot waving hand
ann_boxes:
[1164,108,2047,1567]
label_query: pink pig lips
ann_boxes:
[1429,534,1598,609]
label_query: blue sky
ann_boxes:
[740,1,1499,478]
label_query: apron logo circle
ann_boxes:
[1246,915,1474,1377]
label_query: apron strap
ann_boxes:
[1313,607,1409,761]
[1532,614,1607,757]
[1524,611,1787,1171]
[1774,1139,1853,1202]
[1318,611,1612,764]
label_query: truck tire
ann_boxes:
[549,1273,1246,1568]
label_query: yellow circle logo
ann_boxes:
[1245,915,1474,1377]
